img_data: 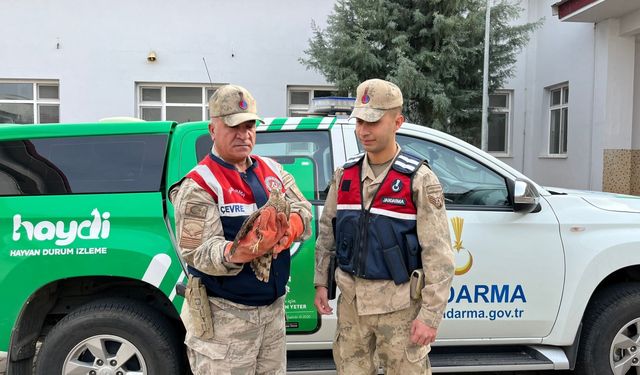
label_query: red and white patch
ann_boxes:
[265,176,283,191]
[227,186,246,197]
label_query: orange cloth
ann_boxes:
[225,206,288,263]
[273,213,304,255]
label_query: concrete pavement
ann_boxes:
[0,352,574,375]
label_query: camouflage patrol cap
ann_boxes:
[209,84,264,127]
[350,79,403,122]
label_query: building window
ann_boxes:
[0,81,60,124]
[287,86,337,116]
[137,84,219,123]
[548,85,569,155]
[487,91,511,154]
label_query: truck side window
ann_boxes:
[195,135,212,162]
[195,131,332,201]
[255,131,331,201]
[0,135,167,196]
[396,135,510,208]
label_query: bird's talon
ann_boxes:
[251,238,262,253]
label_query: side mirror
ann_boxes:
[513,179,540,213]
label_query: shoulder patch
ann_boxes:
[343,152,365,168]
[392,152,425,174]
[185,202,208,219]
[427,184,445,209]
[180,218,204,249]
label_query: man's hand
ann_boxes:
[314,286,334,315]
[225,206,288,263]
[273,212,304,257]
[410,319,437,346]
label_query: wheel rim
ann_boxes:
[62,334,147,375]
[610,317,640,375]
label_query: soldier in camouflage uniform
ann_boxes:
[314,79,454,375]
[171,84,312,374]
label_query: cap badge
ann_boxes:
[362,87,370,104]
[238,92,248,110]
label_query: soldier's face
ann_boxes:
[355,110,404,155]
[210,118,256,164]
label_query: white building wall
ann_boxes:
[593,19,636,151]
[500,0,640,192]
[3,0,639,192]
[634,39,640,150]
[0,0,335,122]
[500,0,596,189]
[591,19,637,190]
[495,1,530,172]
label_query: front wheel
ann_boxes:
[35,298,184,375]
[576,283,640,375]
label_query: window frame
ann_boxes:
[0,80,60,124]
[136,83,221,122]
[487,90,512,156]
[0,134,168,196]
[286,85,338,116]
[194,130,334,201]
[546,84,569,156]
[395,134,512,211]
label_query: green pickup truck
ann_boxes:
[0,118,332,374]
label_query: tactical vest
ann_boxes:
[186,152,289,306]
[335,151,424,285]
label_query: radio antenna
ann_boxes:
[202,57,214,88]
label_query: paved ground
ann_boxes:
[0,369,571,375]
[448,372,572,375]
[0,351,573,375]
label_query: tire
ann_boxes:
[34,298,184,375]
[576,283,640,375]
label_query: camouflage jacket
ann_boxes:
[314,146,454,328]
[171,149,312,278]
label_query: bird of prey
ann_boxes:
[229,188,291,282]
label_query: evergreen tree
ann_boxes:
[302,0,540,145]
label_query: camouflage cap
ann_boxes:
[350,79,403,122]
[209,84,264,127]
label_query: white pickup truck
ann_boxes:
[260,117,640,375]
[1,116,638,375]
